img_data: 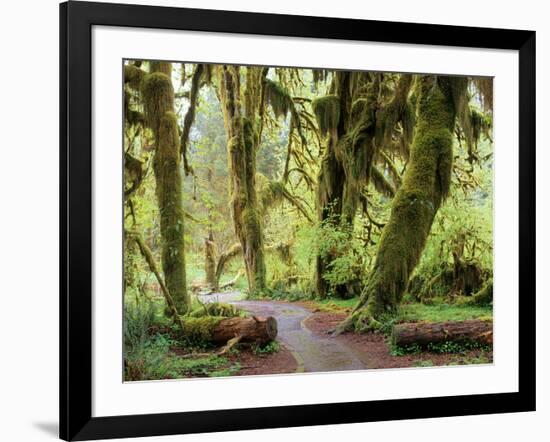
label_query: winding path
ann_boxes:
[199,291,371,373]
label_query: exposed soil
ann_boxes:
[226,345,299,376]
[304,312,493,369]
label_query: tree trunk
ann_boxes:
[142,62,190,314]
[217,65,267,294]
[182,315,277,345]
[341,76,464,332]
[391,320,493,347]
[204,232,216,288]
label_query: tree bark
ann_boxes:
[182,316,278,345]
[204,232,216,288]
[340,76,465,332]
[392,320,493,347]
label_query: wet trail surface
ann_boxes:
[199,291,371,373]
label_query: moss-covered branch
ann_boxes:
[180,63,204,176]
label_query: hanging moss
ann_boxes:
[312,69,329,86]
[375,74,413,150]
[264,79,293,119]
[337,75,459,333]
[260,180,286,209]
[370,166,396,197]
[149,61,172,76]
[473,77,493,111]
[124,64,145,90]
[217,65,267,294]
[312,95,340,136]
[350,98,368,126]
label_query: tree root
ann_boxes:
[332,303,383,336]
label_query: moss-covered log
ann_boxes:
[142,66,190,315]
[217,65,267,294]
[340,76,467,332]
[391,320,493,347]
[182,315,277,345]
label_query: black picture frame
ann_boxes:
[60,1,536,440]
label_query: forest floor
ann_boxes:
[197,291,493,376]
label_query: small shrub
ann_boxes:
[252,340,280,355]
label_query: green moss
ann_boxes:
[312,95,340,136]
[189,303,241,318]
[264,79,293,119]
[124,64,145,90]
[346,75,459,326]
[141,72,175,135]
[151,109,189,314]
[467,279,493,306]
[181,316,224,343]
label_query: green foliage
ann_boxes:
[316,212,365,297]
[124,61,494,376]
[426,340,491,353]
[391,339,490,356]
[391,343,422,356]
[124,301,158,353]
[252,340,280,355]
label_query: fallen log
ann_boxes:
[391,320,493,347]
[182,315,277,345]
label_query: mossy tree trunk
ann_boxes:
[142,62,190,314]
[340,76,464,332]
[204,168,217,288]
[217,65,267,294]
[204,231,216,288]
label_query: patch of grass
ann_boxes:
[397,303,492,323]
[447,351,492,365]
[316,296,358,310]
[252,340,280,355]
[209,363,242,377]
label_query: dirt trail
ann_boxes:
[199,291,372,373]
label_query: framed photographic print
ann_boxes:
[60,1,536,440]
